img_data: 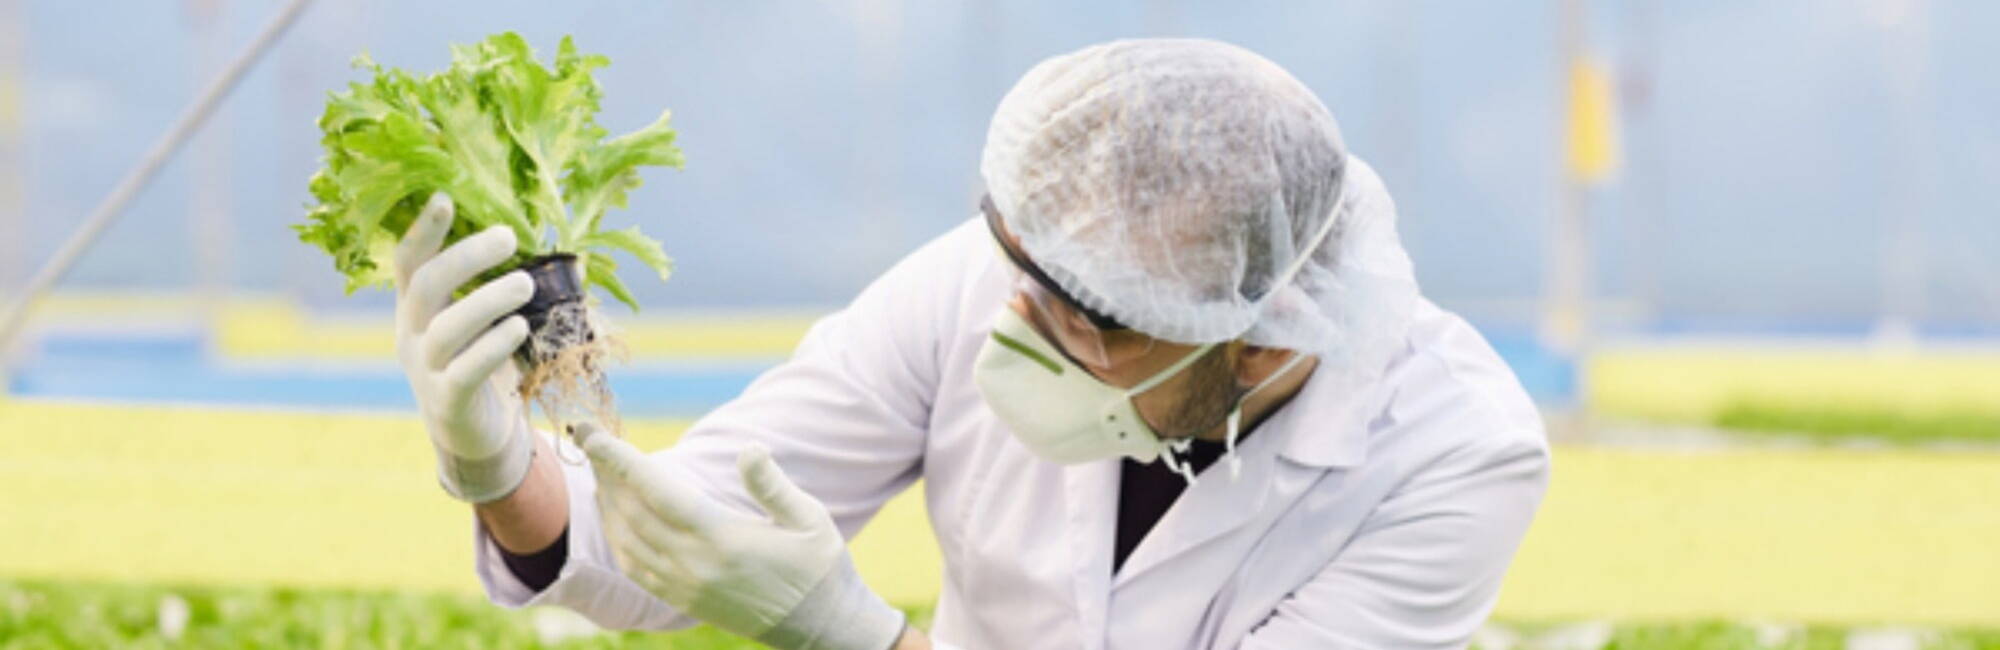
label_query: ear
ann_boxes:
[1232,343,1297,388]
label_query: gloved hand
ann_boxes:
[576,425,906,650]
[393,192,538,503]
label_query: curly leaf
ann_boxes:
[563,110,682,249]
[584,252,639,312]
[580,226,673,284]
[298,32,679,308]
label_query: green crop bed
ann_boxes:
[0,579,849,649]
[7,580,2000,649]
[1714,401,2000,445]
[11,402,2000,627]
[1591,346,2000,444]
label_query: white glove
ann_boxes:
[577,426,906,650]
[393,192,538,503]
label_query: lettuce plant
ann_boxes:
[297,32,680,310]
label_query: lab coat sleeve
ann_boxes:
[471,430,694,630]
[656,221,949,542]
[1238,434,1550,649]
[471,223,963,629]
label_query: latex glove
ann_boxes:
[576,425,905,650]
[394,192,538,503]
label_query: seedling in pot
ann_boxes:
[296,32,682,438]
[510,252,621,436]
[515,253,592,364]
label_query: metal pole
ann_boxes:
[189,0,235,343]
[1625,0,1662,326]
[1545,0,1593,437]
[0,0,314,360]
[853,0,903,268]
[0,0,24,296]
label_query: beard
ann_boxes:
[1157,346,1248,440]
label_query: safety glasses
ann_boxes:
[982,196,1157,369]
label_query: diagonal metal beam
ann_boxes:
[0,0,316,362]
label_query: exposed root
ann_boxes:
[517,300,627,461]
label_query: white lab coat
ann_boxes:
[474,217,1551,649]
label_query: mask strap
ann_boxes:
[1222,350,1310,481]
[1262,179,1347,295]
[1128,180,1344,485]
[1126,344,1217,489]
[1158,437,1198,486]
[1223,409,1242,479]
[1127,342,1219,397]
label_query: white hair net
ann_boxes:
[981,38,1419,377]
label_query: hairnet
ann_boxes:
[980,38,1419,378]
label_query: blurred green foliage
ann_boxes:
[1596,623,2000,650]
[0,579,884,649]
[8,579,2000,649]
[1471,622,2000,650]
[1587,349,2000,442]
[1715,401,2000,446]
[1596,623,1846,649]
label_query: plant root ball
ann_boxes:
[517,300,625,441]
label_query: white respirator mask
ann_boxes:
[974,309,1310,484]
[973,201,1335,485]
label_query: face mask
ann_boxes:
[973,188,1341,484]
[973,307,1308,484]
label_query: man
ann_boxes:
[395,39,1549,649]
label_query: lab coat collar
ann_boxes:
[1058,352,1392,638]
[1102,350,1388,589]
[1273,356,1384,469]
[1107,418,1290,590]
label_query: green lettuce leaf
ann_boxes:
[296,32,681,307]
[563,109,682,249]
[581,226,674,283]
[583,252,638,312]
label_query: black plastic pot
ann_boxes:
[512,253,593,363]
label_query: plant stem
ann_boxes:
[535,166,570,252]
